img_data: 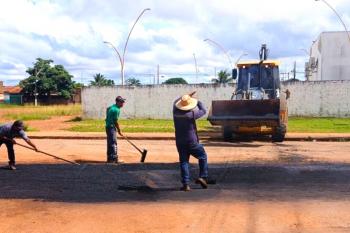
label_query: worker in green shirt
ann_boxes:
[105,96,125,163]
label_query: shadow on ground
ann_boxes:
[1,161,350,203]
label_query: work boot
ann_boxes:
[180,184,191,191]
[106,158,116,164]
[205,177,217,185]
[195,177,208,189]
[8,162,16,170]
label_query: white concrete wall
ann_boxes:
[82,84,235,119]
[284,81,350,117]
[83,81,350,119]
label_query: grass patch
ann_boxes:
[0,103,22,108]
[24,125,39,132]
[69,119,212,133]
[4,114,51,121]
[68,117,350,133]
[1,104,82,121]
[288,117,350,133]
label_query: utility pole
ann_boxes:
[293,61,296,80]
[34,67,44,107]
[157,64,160,84]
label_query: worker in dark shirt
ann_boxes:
[173,92,211,191]
[0,120,38,170]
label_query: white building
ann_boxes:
[307,31,350,81]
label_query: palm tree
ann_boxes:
[212,70,232,84]
[89,73,115,87]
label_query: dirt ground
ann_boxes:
[1,139,350,233]
[0,116,76,132]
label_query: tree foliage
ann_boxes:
[89,73,115,87]
[20,58,75,99]
[73,82,84,89]
[163,77,188,85]
[126,78,141,86]
[212,70,232,84]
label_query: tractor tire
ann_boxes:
[222,126,233,141]
[271,124,287,142]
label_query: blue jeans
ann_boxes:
[106,127,118,161]
[176,143,208,185]
[0,139,15,165]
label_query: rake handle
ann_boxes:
[15,142,80,165]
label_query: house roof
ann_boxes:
[4,86,22,94]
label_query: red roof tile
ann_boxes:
[4,86,22,94]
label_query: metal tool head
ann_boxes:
[140,149,148,163]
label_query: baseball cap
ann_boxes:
[13,120,24,129]
[115,96,126,103]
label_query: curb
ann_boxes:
[29,136,174,140]
[28,135,350,142]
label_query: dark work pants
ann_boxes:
[176,143,208,185]
[0,139,15,165]
[106,127,118,161]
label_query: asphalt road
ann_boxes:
[1,139,350,233]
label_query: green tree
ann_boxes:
[89,73,115,87]
[126,78,141,86]
[212,70,232,84]
[20,58,75,99]
[163,77,188,84]
[73,82,84,89]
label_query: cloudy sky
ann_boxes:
[0,0,349,85]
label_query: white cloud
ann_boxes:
[0,0,349,84]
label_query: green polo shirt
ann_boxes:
[105,104,121,128]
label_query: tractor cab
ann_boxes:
[233,60,281,100]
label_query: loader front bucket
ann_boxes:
[208,99,280,127]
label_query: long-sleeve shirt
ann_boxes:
[173,99,206,145]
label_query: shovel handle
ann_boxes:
[120,135,143,154]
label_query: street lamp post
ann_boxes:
[193,53,198,83]
[104,8,151,85]
[235,52,248,66]
[103,41,123,82]
[315,0,350,43]
[204,38,234,69]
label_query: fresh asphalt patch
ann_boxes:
[1,162,350,202]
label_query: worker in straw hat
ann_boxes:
[173,91,214,191]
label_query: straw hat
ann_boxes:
[175,94,198,111]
